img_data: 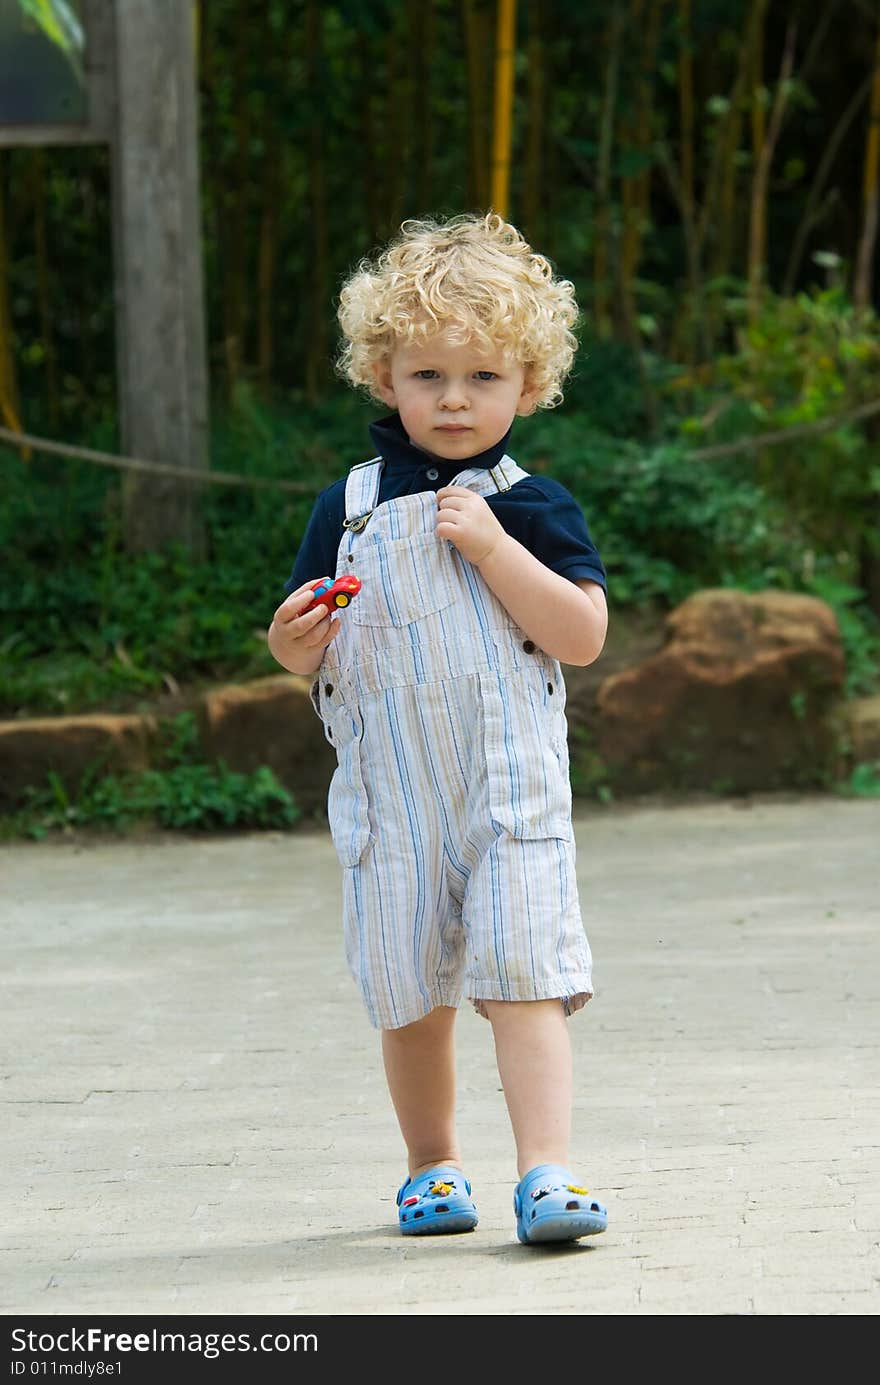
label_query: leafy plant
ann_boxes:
[801,572,880,698]
[836,762,880,798]
[1,712,299,839]
[677,288,880,561]
[2,376,878,726]
[12,761,298,838]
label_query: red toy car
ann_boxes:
[306,574,362,613]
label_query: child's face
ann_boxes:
[371,330,538,460]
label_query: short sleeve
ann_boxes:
[488,478,607,592]
[283,482,347,597]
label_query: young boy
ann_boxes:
[268,213,609,1245]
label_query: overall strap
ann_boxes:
[451,454,530,494]
[343,457,384,532]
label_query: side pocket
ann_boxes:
[479,670,573,841]
[325,700,374,868]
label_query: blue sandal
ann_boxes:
[513,1164,608,1244]
[396,1165,479,1235]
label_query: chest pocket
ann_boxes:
[351,530,458,629]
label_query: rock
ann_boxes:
[562,602,665,730]
[198,674,336,815]
[0,714,155,811]
[0,597,860,818]
[845,695,880,764]
[595,589,846,793]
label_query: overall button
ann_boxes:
[325,683,334,696]
[426,467,439,481]
[522,639,536,654]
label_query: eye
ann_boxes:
[414,369,439,379]
[475,371,497,381]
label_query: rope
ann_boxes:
[0,427,314,493]
[688,397,880,460]
[2,393,879,481]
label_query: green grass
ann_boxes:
[2,713,300,839]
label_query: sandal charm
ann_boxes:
[397,1166,478,1236]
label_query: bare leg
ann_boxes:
[381,1005,461,1176]
[483,998,572,1177]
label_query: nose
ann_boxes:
[438,379,469,410]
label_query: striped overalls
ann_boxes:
[311,454,593,1030]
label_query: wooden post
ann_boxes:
[111,0,208,554]
[490,0,517,218]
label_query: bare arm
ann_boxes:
[477,532,607,666]
[436,485,608,666]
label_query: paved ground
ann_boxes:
[2,795,879,1317]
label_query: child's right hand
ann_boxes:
[268,578,341,672]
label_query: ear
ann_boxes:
[515,369,539,417]
[371,358,397,407]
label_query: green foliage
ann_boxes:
[715,290,880,424]
[836,762,880,799]
[560,331,657,437]
[0,393,376,714]
[789,691,807,723]
[568,724,613,803]
[5,4,877,425]
[800,572,880,699]
[6,713,299,839]
[678,289,880,557]
[520,415,805,608]
[14,762,299,838]
[3,360,879,719]
[3,5,878,825]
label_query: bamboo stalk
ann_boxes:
[594,3,624,337]
[462,0,487,207]
[305,0,329,402]
[679,0,694,232]
[358,37,381,247]
[854,25,880,310]
[522,0,543,238]
[413,0,435,214]
[491,0,517,217]
[31,149,60,425]
[0,151,26,451]
[782,71,872,295]
[747,17,797,323]
[224,0,252,393]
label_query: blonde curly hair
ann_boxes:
[335,212,580,409]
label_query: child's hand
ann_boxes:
[268,578,341,670]
[436,486,505,566]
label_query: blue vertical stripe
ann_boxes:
[321,452,592,1028]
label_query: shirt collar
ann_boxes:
[368,412,513,473]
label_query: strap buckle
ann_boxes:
[489,462,512,493]
[343,509,374,533]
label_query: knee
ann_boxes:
[483,998,565,1030]
[382,1004,458,1041]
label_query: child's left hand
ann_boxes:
[436,486,505,566]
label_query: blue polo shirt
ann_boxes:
[284,412,607,596]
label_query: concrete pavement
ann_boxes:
[2,795,879,1316]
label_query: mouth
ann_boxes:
[435,425,472,433]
